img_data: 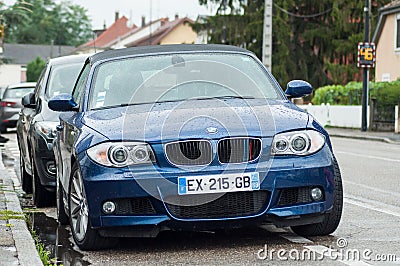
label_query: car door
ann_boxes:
[19,68,47,175]
[57,63,91,189]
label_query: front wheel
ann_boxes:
[69,163,118,250]
[31,153,54,207]
[291,158,343,236]
[20,153,32,194]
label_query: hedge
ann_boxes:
[312,81,400,107]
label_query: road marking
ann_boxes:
[305,245,371,265]
[344,195,400,218]
[259,225,313,243]
[344,181,400,199]
[336,151,400,163]
[281,233,313,244]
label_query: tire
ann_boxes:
[20,154,32,194]
[69,162,118,250]
[0,125,6,134]
[57,179,69,225]
[291,157,343,236]
[31,152,55,207]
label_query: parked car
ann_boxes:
[0,82,36,133]
[49,44,343,250]
[16,54,88,207]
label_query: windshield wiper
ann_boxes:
[191,95,257,101]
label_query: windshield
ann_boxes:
[89,53,282,110]
[46,62,83,98]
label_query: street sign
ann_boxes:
[357,42,375,68]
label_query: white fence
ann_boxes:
[298,104,369,129]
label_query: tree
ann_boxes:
[194,0,391,88]
[3,0,92,46]
[26,56,46,82]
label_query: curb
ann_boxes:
[0,152,43,266]
[329,133,400,145]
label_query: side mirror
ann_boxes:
[285,80,313,98]
[21,92,36,108]
[48,93,78,112]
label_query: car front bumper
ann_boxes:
[76,144,335,234]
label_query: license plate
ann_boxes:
[178,173,260,195]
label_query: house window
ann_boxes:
[397,14,400,49]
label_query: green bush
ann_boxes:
[312,81,400,107]
[26,57,46,82]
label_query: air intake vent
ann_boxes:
[278,187,317,206]
[165,191,270,219]
[218,138,262,163]
[165,140,212,166]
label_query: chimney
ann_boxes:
[115,11,119,22]
[175,14,179,20]
[141,16,146,27]
[161,17,169,26]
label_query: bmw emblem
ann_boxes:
[206,127,218,134]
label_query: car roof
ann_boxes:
[89,44,253,64]
[7,82,37,89]
[48,54,90,66]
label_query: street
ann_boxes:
[1,131,400,265]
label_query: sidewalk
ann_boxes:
[326,127,400,144]
[0,147,43,266]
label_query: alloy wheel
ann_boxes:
[69,170,89,242]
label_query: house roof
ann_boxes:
[81,16,136,48]
[372,0,400,43]
[2,43,75,65]
[89,44,251,64]
[104,18,166,48]
[125,17,194,47]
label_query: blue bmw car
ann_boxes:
[49,44,342,250]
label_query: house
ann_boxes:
[110,17,168,49]
[373,0,400,82]
[75,13,197,54]
[75,13,137,54]
[0,43,74,87]
[125,16,197,47]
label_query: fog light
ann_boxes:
[102,201,116,214]
[311,187,323,201]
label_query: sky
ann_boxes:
[3,0,214,29]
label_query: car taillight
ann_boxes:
[0,101,17,107]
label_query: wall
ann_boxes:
[298,104,370,129]
[375,13,400,82]
[0,64,23,87]
[111,20,162,49]
[160,23,197,45]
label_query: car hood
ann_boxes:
[82,99,310,143]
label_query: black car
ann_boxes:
[17,54,88,207]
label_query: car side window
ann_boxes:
[72,63,90,106]
[34,65,47,100]
[33,64,47,111]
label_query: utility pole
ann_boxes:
[222,0,227,44]
[262,0,273,70]
[361,0,370,132]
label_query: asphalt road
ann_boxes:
[2,131,400,265]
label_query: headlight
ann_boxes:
[35,122,58,139]
[87,142,155,167]
[271,130,325,156]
